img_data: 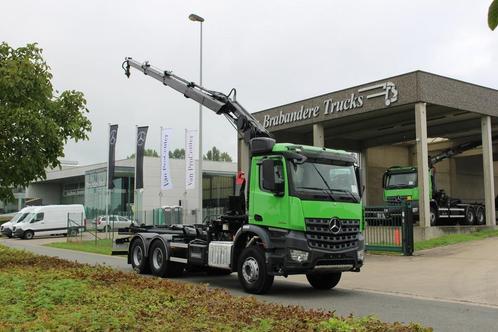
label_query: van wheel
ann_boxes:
[130,238,150,274]
[306,272,342,290]
[68,228,78,237]
[23,230,34,240]
[237,246,274,294]
[105,225,111,232]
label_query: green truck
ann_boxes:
[113,58,365,294]
[382,138,493,226]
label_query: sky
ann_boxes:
[1,0,497,165]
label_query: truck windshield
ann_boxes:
[386,172,417,188]
[289,161,359,202]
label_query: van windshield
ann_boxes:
[14,213,30,224]
[9,212,24,223]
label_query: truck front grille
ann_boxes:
[305,218,360,251]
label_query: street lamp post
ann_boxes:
[189,13,204,224]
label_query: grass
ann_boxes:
[45,238,114,255]
[0,245,430,331]
[415,229,498,251]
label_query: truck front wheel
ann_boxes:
[306,272,342,290]
[237,246,274,294]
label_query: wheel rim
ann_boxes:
[132,244,143,266]
[26,232,33,239]
[242,257,259,284]
[152,247,164,270]
[477,209,484,224]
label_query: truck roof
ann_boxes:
[272,143,352,156]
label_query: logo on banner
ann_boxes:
[137,131,147,146]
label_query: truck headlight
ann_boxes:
[357,249,365,262]
[289,249,309,263]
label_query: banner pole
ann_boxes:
[106,123,110,231]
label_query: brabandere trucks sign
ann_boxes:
[262,81,398,129]
[185,129,197,190]
[160,128,173,190]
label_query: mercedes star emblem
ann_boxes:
[329,218,342,235]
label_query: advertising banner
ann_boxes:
[160,128,173,190]
[185,129,197,190]
[107,124,118,189]
[135,126,148,189]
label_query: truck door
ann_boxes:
[249,156,289,228]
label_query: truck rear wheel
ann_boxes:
[237,246,274,294]
[430,207,437,226]
[475,206,485,225]
[148,240,184,278]
[306,272,342,290]
[130,238,150,274]
[463,207,476,225]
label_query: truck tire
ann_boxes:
[475,206,485,225]
[23,230,34,240]
[463,207,476,225]
[237,246,274,294]
[430,207,437,226]
[130,238,150,274]
[306,272,342,290]
[148,240,184,278]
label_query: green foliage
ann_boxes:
[415,229,498,251]
[489,0,498,30]
[46,239,113,255]
[127,148,159,159]
[204,146,233,162]
[0,42,91,201]
[0,245,431,331]
[169,148,185,159]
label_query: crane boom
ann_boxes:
[429,135,498,167]
[122,57,271,143]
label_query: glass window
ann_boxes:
[386,172,417,188]
[31,213,44,223]
[260,160,284,191]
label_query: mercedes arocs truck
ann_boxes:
[113,58,365,294]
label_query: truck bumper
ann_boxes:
[266,231,365,276]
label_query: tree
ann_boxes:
[490,0,498,30]
[127,149,159,159]
[169,148,185,159]
[0,43,91,201]
[204,146,232,162]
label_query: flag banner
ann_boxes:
[160,128,173,190]
[135,126,148,189]
[185,129,198,190]
[107,124,118,189]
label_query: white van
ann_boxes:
[1,206,38,238]
[13,204,86,240]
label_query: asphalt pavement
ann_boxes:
[1,237,498,332]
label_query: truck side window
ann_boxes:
[260,159,284,191]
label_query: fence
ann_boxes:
[364,202,414,256]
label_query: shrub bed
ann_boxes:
[0,245,431,331]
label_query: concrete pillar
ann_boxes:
[360,150,368,206]
[415,103,431,227]
[313,124,324,147]
[481,115,496,226]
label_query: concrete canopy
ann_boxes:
[253,71,498,151]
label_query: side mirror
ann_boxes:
[355,167,363,198]
[382,173,387,188]
[262,159,276,191]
